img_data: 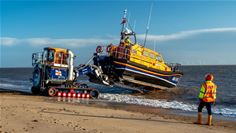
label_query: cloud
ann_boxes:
[0,37,18,46]
[1,27,236,47]
[137,27,236,42]
[0,37,117,47]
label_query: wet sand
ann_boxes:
[0,91,235,133]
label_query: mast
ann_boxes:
[120,9,127,42]
[120,9,137,44]
[143,3,153,47]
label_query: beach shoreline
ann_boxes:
[1,91,235,133]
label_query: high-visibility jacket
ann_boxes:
[198,81,217,102]
[125,38,132,44]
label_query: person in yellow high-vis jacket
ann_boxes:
[195,73,217,126]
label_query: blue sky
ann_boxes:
[1,0,236,67]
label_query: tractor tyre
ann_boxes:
[31,68,42,95]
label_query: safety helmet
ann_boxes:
[205,73,214,81]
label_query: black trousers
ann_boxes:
[198,100,213,115]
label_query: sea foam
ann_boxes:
[100,93,236,118]
[0,82,31,92]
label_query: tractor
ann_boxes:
[31,47,100,98]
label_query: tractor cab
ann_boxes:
[43,47,69,67]
[32,47,70,67]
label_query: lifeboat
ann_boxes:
[90,10,183,91]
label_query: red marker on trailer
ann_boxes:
[77,93,81,98]
[82,94,85,98]
[62,92,67,97]
[57,92,62,97]
[86,94,90,98]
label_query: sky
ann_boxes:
[1,0,236,67]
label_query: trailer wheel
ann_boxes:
[90,89,99,99]
[48,87,57,97]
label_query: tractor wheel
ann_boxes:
[47,87,58,97]
[31,68,41,95]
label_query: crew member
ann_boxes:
[195,73,217,126]
[124,36,132,45]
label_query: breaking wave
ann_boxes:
[0,78,31,92]
[100,93,236,118]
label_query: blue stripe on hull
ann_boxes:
[115,65,180,86]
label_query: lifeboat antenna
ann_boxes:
[120,9,127,43]
[133,20,136,31]
[143,3,153,47]
[154,40,156,51]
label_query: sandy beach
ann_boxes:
[0,91,235,133]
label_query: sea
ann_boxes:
[0,66,236,120]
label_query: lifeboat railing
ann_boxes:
[112,45,131,60]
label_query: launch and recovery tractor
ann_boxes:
[31,47,108,98]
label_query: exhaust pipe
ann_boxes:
[68,50,75,81]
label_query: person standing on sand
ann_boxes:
[195,73,217,126]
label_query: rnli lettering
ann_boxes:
[55,70,62,76]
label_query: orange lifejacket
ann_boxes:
[199,81,217,102]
